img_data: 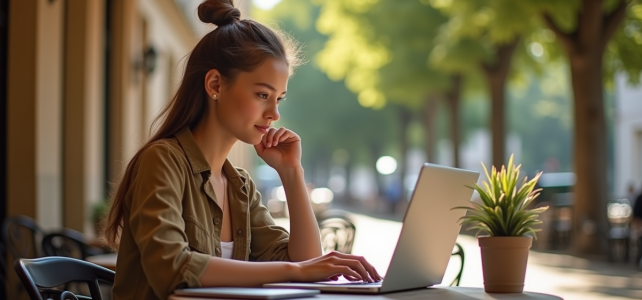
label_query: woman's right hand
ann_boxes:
[291,251,383,283]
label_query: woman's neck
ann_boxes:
[191,116,237,177]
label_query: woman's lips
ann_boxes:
[255,126,269,134]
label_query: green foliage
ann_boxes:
[427,0,545,87]
[314,0,390,108]
[453,155,549,237]
[605,1,642,85]
[315,0,453,109]
[364,0,452,107]
[526,0,642,86]
[429,0,536,41]
[92,200,109,226]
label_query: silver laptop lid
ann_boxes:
[380,163,479,293]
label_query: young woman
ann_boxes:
[103,0,381,299]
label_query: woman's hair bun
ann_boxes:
[198,0,241,27]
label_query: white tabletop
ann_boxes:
[169,286,563,300]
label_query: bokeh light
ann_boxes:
[376,156,397,175]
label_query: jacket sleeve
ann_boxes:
[241,169,291,262]
[127,142,211,299]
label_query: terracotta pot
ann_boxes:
[478,236,532,293]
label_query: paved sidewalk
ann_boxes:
[276,213,642,300]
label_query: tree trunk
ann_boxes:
[542,0,628,254]
[369,142,384,197]
[569,51,608,254]
[422,94,440,163]
[344,162,355,205]
[397,106,412,202]
[445,75,463,168]
[315,152,331,188]
[482,39,519,169]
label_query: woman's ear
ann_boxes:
[204,69,222,98]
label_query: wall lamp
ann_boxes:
[133,45,158,78]
[143,46,158,75]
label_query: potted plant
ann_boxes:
[454,155,548,293]
[91,199,109,237]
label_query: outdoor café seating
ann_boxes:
[2,215,46,261]
[1,215,46,296]
[317,210,357,255]
[14,256,114,300]
[606,198,632,262]
[42,228,110,261]
[1,215,112,298]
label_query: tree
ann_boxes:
[523,0,642,254]
[315,0,549,172]
[315,0,466,204]
[428,0,543,168]
[313,0,444,203]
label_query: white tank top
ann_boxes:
[221,241,234,259]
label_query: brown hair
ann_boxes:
[103,0,301,249]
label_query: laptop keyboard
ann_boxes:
[318,281,383,286]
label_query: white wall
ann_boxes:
[139,0,197,133]
[614,73,642,198]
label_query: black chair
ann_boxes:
[637,236,642,270]
[449,243,465,286]
[42,229,110,260]
[2,215,46,297]
[317,211,357,255]
[2,215,45,260]
[14,256,115,300]
[549,193,573,250]
[606,199,633,262]
[0,241,7,296]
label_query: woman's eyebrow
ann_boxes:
[255,82,287,95]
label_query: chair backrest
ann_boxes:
[2,215,45,260]
[449,243,465,286]
[14,256,115,300]
[42,229,108,260]
[607,198,632,226]
[318,216,356,254]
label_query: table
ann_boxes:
[169,286,563,300]
[86,253,118,271]
[83,254,562,299]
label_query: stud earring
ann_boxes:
[212,94,217,100]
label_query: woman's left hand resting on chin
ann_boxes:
[254,127,302,173]
[253,126,322,261]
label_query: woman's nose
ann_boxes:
[265,102,280,121]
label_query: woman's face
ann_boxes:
[214,57,289,145]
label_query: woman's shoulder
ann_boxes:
[127,138,189,184]
[231,166,256,187]
[138,138,185,165]
[234,166,249,177]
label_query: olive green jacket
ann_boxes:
[112,127,290,300]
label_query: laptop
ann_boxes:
[264,163,479,294]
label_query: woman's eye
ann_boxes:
[277,98,286,104]
[258,93,268,99]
